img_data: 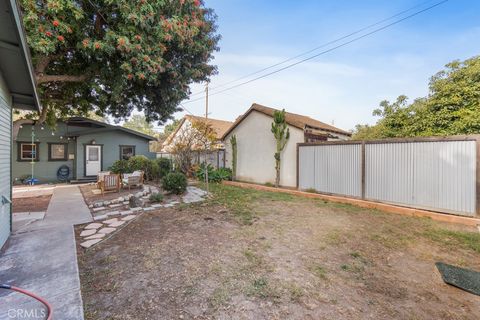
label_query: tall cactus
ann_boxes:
[230,135,237,181]
[271,109,290,187]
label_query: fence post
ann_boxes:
[476,137,480,217]
[361,141,366,200]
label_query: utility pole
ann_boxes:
[204,82,209,194]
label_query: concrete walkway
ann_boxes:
[0,185,92,319]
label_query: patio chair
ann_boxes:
[99,174,120,195]
[96,171,111,188]
[122,170,144,190]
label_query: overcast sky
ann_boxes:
[163,0,480,132]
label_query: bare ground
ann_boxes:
[78,184,480,320]
[12,194,52,213]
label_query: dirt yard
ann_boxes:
[12,195,52,213]
[78,184,480,320]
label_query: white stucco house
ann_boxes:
[222,103,351,187]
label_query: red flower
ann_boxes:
[82,39,90,47]
[194,0,200,6]
[67,27,73,33]
[57,35,64,42]
[134,35,142,41]
[143,55,150,62]
[45,31,52,37]
[53,20,60,27]
[138,73,145,80]
[127,74,133,80]
[94,42,101,49]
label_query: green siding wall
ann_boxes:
[13,123,75,183]
[13,123,155,182]
[0,71,12,249]
[76,130,155,178]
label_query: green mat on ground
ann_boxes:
[436,262,480,296]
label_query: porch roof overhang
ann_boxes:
[0,0,41,111]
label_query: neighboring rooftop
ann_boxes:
[163,115,233,148]
[222,103,351,139]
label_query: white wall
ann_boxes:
[224,111,304,187]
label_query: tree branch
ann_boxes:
[36,74,88,84]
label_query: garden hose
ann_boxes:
[0,284,52,320]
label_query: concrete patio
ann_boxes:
[0,185,92,319]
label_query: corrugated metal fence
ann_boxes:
[297,136,479,217]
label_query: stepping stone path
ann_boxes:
[79,185,208,249]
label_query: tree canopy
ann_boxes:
[123,114,158,137]
[352,56,480,139]
[20,0,220,128]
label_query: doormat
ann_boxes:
[436,262,480,296]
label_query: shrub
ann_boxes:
[156,158,172,178]
[195,164,232,183]
[127,155,150,172]
[162,172,187,194]
[149,192,164,203]
[110,159,130,174]
[210,167,232,182]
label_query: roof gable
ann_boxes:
[222,103,351,139]
[66,117,156,140]
[162,115,233,148]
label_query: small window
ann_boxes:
[18,142,40,161]
[120,145,135,160]
[48,143,68,161]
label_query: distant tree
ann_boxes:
[123,114,157,136]
[170,119,215,175]
[271,109,289,187]
[352,56,480,139]
[15,0,220,135]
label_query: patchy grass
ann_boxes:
[79,183,480,320]
[205,183,295,224]
[422,227,480,253]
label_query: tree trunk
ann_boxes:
[274,152,281,187]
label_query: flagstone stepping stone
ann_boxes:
[123,201,129,205]
[92,207,106,212]
[143,207,155,211]
[109,220,126,227]
[151,204,163,208]
[121,210,133,215]
[103,218,119,224]
[85,223,103,230]
[94,214,108,221]
[131,208,142,212]
[98,227,116,234]
[109,204,122,208]
[80,239,102,248]
[106,210,120,216]
[84,233,106,240]
[80,229,97,237]
[121,215,136,221]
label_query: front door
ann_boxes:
[86,145,102,176]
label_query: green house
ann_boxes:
[13,117,157,183]
[0,0,41,249]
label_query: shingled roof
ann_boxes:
[162,115,233,148]
[222,103,351,139]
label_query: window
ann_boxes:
[48,143,68,161]
[18,142,40,161]
[120,145,135,160]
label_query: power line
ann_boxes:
[187,0,439,99]
[182,0,448,105]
